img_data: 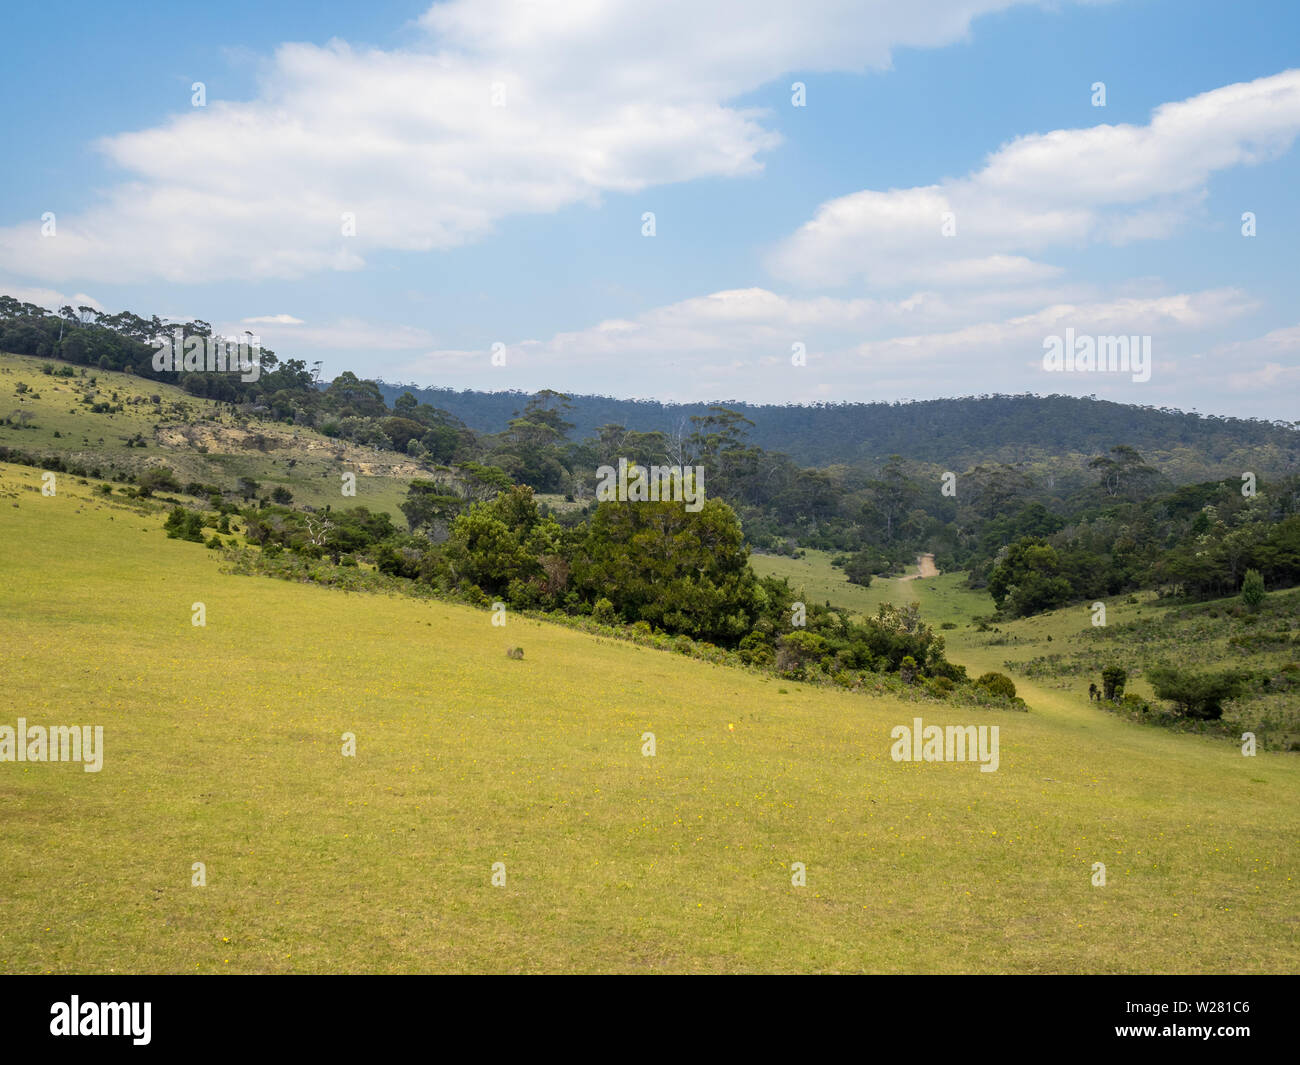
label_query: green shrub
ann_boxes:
[1101,665,1127,701]
[738,631,774,667]
[1241,568,1265,611]
[974,671,1017,699]
[776,631,828,678]
[163,506,204,543]
[929,659,968,683]
[138,466,182,496]
[1146,666,1246,721]
[899,655,918,685]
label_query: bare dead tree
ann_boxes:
[664,416,692,467]
[304,513,335,547]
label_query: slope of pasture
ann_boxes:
[754,548,1300,748]
[750,548,989,626]
[1,462,1296,973]
[749,549,885,616]
[0,351,428,518]
[948,587,1300,749]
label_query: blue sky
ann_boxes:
[2,0,1298,417]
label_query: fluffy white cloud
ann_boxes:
[384,284,1254,405]
[0,0,1085,284]
[418,0,1055,101]
[768,69,1300,287]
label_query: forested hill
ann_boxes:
[3,287,1292,478]
[376,384,1300,472]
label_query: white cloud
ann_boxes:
[768,69,1300,287]
[1201,324,1300,396]
[241,314,305,325]
[852,289,1258,366]
[400,285,1030,373]
[221,316,434,352]
[0,0,1090,284]
[0,285,104,313]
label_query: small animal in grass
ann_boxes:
[505,647,524,660]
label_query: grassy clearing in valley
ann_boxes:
[750,548,989,627]
[1,461,1296,973]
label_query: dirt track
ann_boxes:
[900,553,939,580]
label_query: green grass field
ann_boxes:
[2,461,1297,973]
[751,548,992,625]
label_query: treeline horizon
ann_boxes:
[372,382,1300,469]
[2,292,1297,474]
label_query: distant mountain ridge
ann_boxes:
[374,383,1300,473]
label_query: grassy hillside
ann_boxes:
[2,461,1296,973]
[964,588,1300,749]
[0,351,434,518]
[752,551,1300,749]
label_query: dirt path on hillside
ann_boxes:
[899,553,939,581]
